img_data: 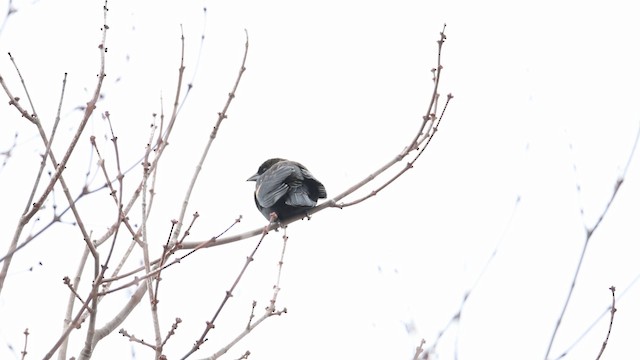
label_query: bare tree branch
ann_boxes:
[544,125,640,360]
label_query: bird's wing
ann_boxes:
[299,166,327,199]
[284,185,316,207]
[255,163,298,208]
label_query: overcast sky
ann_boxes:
[1,1,639,360]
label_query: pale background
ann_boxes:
[0,1,639,359]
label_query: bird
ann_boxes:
[247,158,327,221]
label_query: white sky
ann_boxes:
[1,1,639,360]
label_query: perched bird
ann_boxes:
[247,158,327,221]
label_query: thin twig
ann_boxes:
[171,29,249,243]
[0,0,16,37]
[412,339,426,360]
[76,4,111,358]
[140,111,163,357]
[63,276,89,311]
[0,131,18,172]
[554,269,640,359]
[160,317,182,349]
[595,286,617,360]
[58,245,90,360]
[20,328,29,360]
[118,329,157,350]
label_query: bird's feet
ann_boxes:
[269,212,282,231]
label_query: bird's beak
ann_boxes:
[247,173,259,182]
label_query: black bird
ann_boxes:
[247,158,327,221]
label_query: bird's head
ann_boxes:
[247,158,287,181]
